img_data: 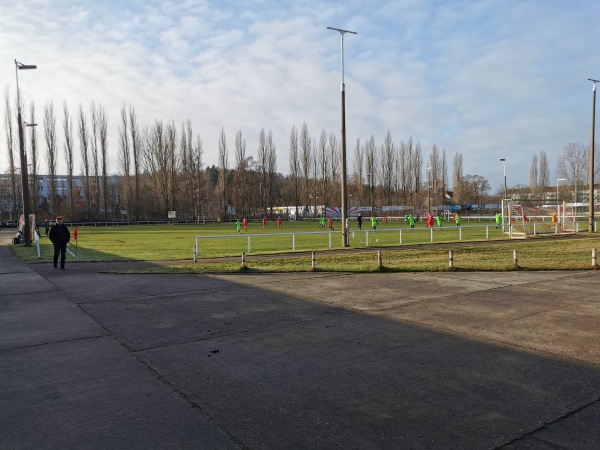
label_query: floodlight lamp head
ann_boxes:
[15,61,37,70]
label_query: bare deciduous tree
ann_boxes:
[353,138,365,203]
[129,105,141,220]
[4,88,18,218]
[63,101,75,212]
[266,130,277,215]
[380,131,395,204]
[556,142,587,203]
[317,130,329,211]
[98,104,108,219]
[90,102,100,218]
[300,122,311,212]
[365,135,377,208]
[538,150,550,192]
[118,104,130,219]
[78,104,91,219]
[258,128,267,216]
[328,132,339,202]
[27,102,39,216]
[453,152,464,204]
[289,125,300,218]
[234,129,247,217]
[218,127,228,218]
[529,154,539,195]
[45,100,58,214]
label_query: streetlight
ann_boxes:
[328,26,356,247]
[24,122,38,223]
[427,166,432,214]
[499,158,508,200]
[556,178,567,202]
[588,78,598,232]
[258,182,262,217]
[366,173,373,216]
[15,60,37,246]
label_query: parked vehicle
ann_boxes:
[6,220,17,228]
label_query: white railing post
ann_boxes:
[366,231,369,247]
[486,226,489,239]
[248,235,251,253]
[449,249,454,268]
[430,227,433,242]
[292,233,296,250]
[399,229,402,244]
[513,249,518,268]
[329,232,332,248]
[459,227,462,241]
[242,252,247,268]
[311,251,316,269]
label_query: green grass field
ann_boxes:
[11,219,600,273]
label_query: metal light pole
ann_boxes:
[557,178,567,202]
[15,60,37,246]
[25,122,38,223]
[328,26,356,247]
[499,158,508,199]
[367,173,373,216]
[588,78,598,232]
[427,167,432,214]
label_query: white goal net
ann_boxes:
[501,199,572,238]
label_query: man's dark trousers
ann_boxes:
[53,244,67,269]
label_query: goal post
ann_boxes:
[501,199,569,238]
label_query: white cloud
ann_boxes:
[1,0,599,193]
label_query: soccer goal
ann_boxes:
[501,199,571,238]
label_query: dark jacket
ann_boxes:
[49,224,70,246]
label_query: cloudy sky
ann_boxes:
[1,0,599,193]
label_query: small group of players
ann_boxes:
[235,216,283,234]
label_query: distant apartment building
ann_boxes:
[0,174,121,219]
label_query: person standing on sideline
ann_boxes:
[262,216,268,228]
[48,216,70,270]
[277,216,282,229]
[44,218,50,236]
[371,215,378,233]
[455,213,462,227]
[357,214,362,230]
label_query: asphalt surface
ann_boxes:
[1,228,600,449]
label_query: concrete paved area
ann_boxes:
[1,228,600,449]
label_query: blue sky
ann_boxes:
[1,0,598,193]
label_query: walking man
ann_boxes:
[49,216,70,270]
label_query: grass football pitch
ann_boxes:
[11,219,600,272]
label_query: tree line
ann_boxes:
[2,90,598,222]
